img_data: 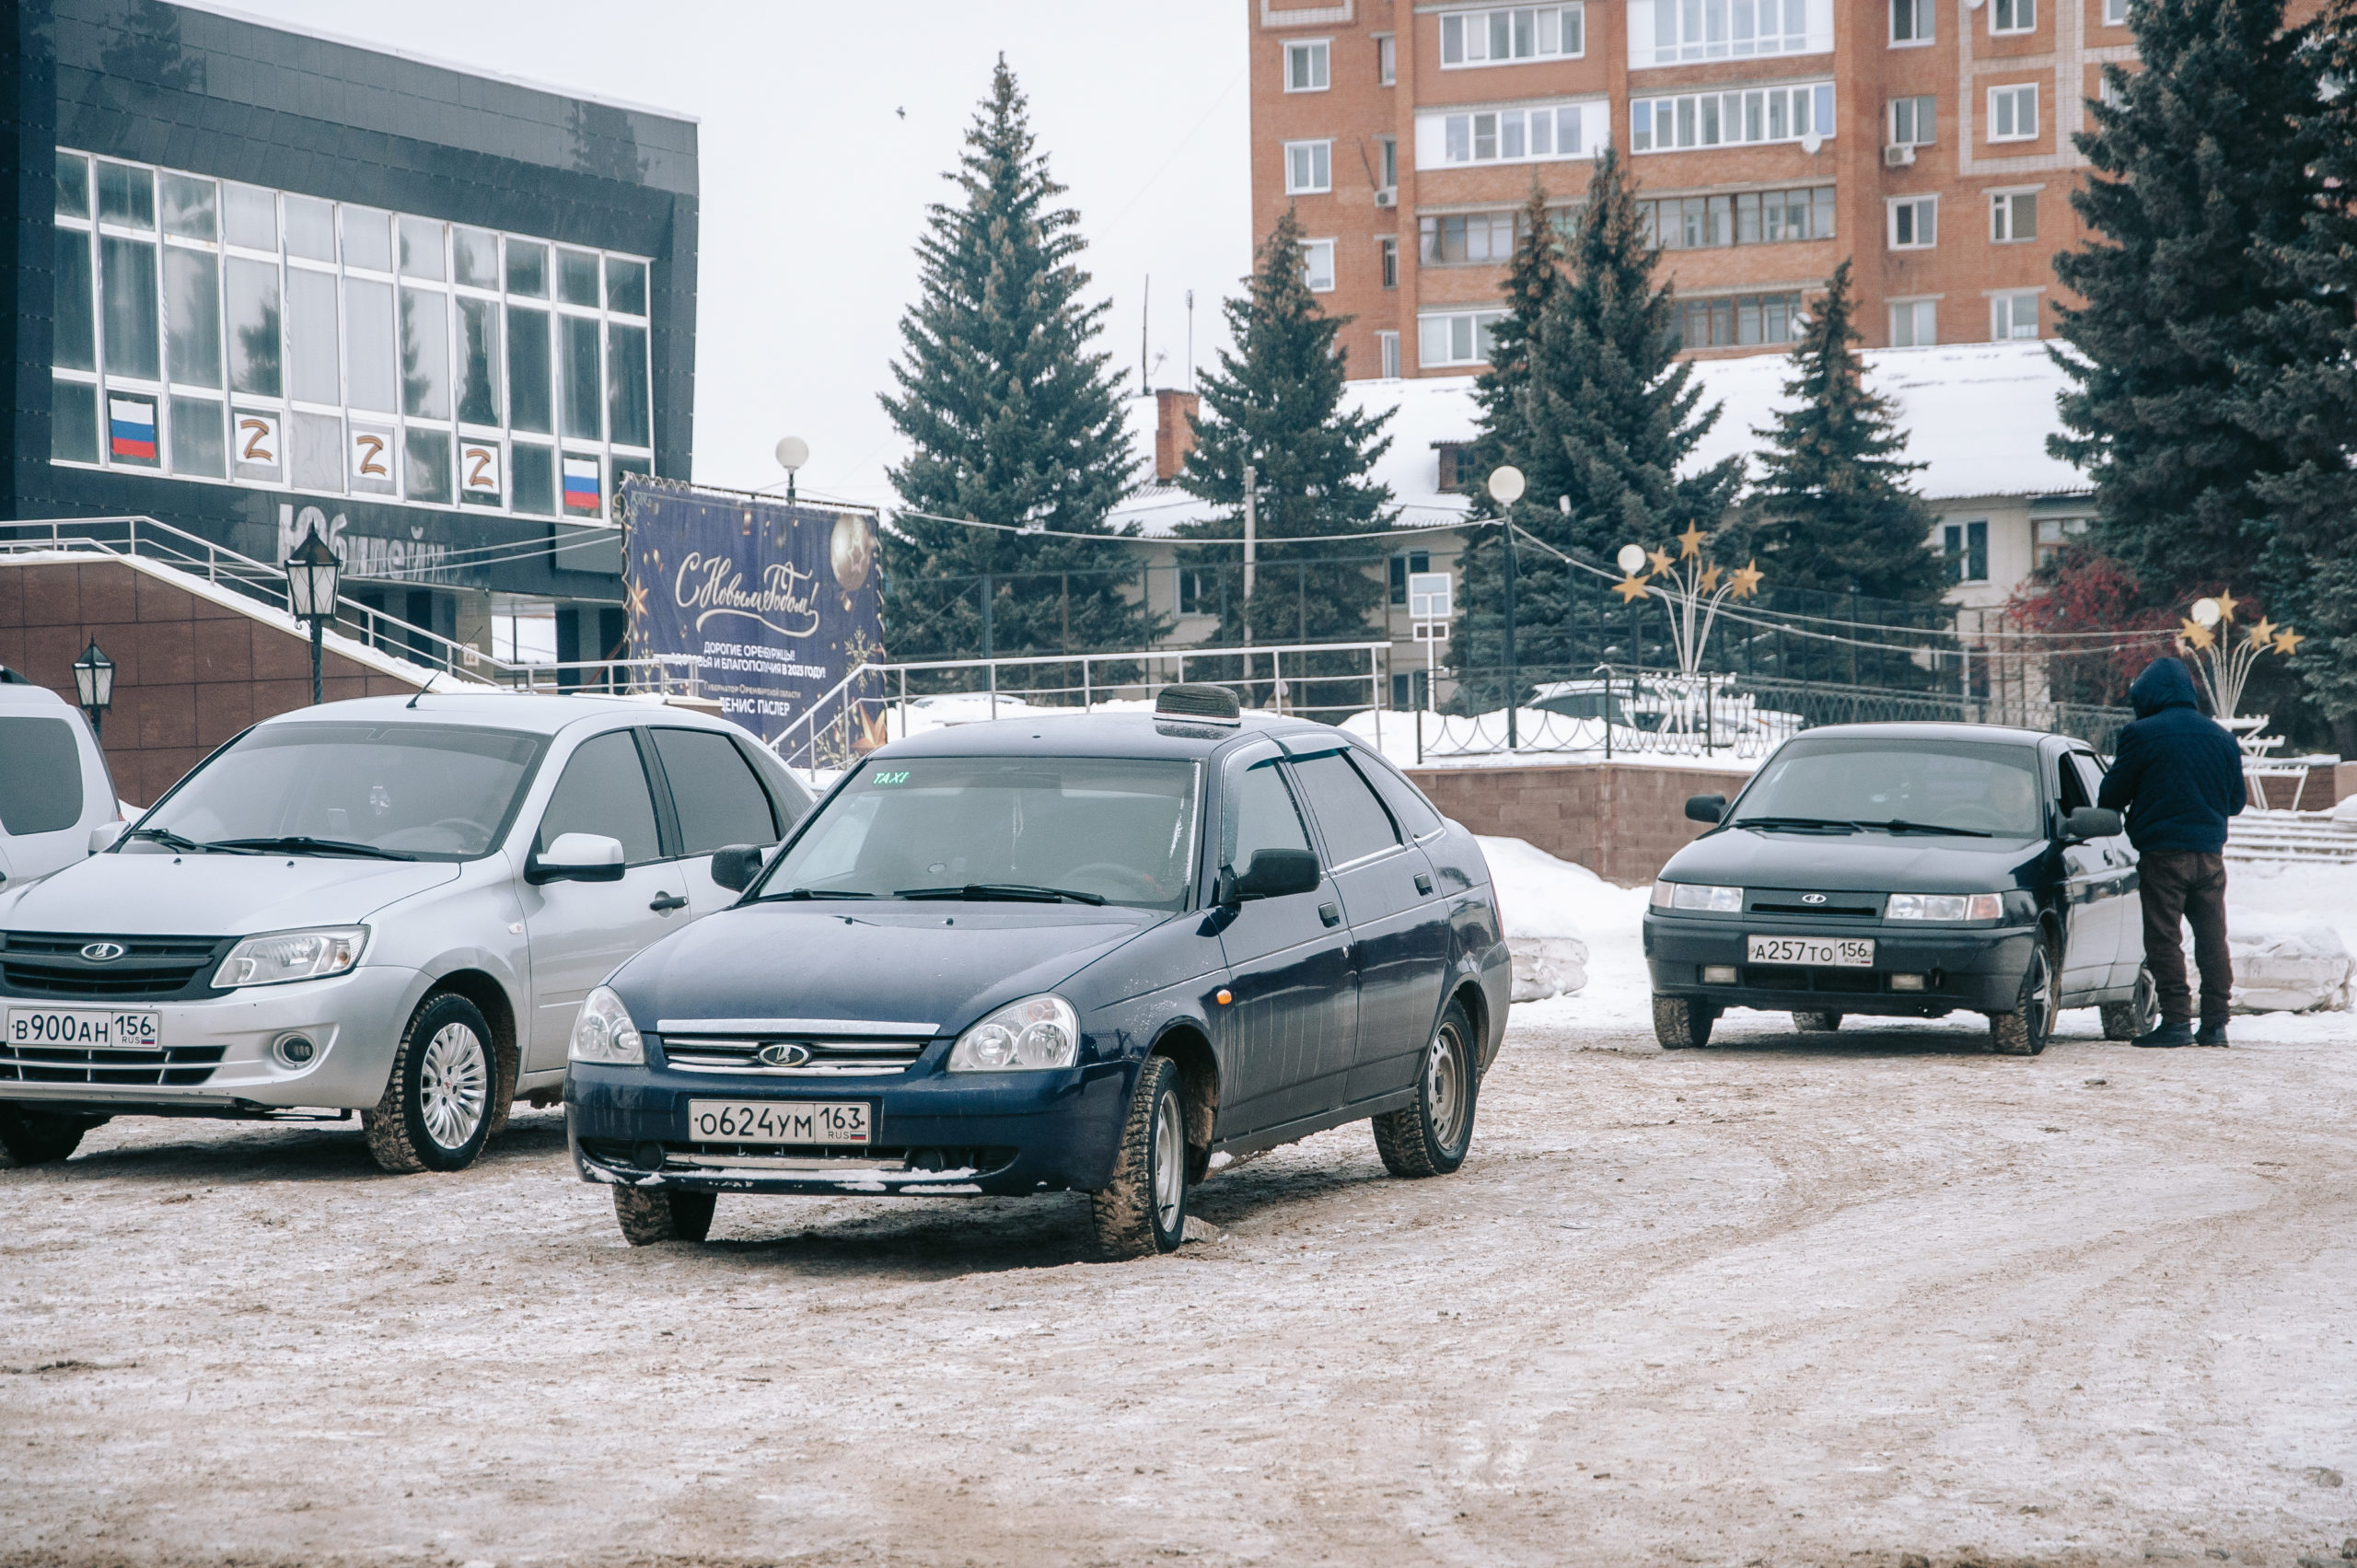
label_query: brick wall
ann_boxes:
[1407,761,1755,887]
[0,559,424,807]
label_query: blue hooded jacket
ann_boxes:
[2096,656,2247,854]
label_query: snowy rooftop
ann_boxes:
[1110,340,2087,538]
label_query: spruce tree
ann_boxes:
[1177,208,1395,714]
[1735,260,1944,603]
[879,60,1156,679]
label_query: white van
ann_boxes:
[0,693,808,1172]
[0,669,121,891]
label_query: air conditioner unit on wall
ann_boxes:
[1375,187,1397,207]
[1884,144,1918,168]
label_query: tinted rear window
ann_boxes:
[0,717,84,835]
[653,728,778,854]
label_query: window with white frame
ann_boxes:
[1376,33,1398,83]
[1285,40,1330,91]
[1421,210,1517,264]
[1285,140,1333,193]
[1991,0,2034,32]
[1632,83,1834,152]
[1627,0,1830,66]
[2102,0,2127,23]
[1376,330,1401,378]
[48,146,651,519]
[1379,236,1399,287]
[1943,519,1990,582]
[1889,298,1937,346]
[1440,6,1585,66]
[1637,186,1834,248]
[1890,0,1933,43]
[1378,136,1399,189]
[1419,308,1506,367]
[1422,100,1605,167]
[1889,194,1938,249]
[1890,95,1935,145]
[1299,239,1337,292]
[1991,190,2038,242]
[1991,290,2039,339]
[1989,85,2038,141]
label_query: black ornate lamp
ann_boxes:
[284,523,343,705]
[71,636,114,741]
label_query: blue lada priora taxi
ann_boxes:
[564,687,1511,1259]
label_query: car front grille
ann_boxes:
[0,1041,226,1086]
[655,1024,937,1077]
[0,933,232,1002]
[1744,889,1885,918]
[1741,965,1928,995]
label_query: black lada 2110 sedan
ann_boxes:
[1645,723,2156,1055]
[564,686,1511,1258]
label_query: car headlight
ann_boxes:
[947,993,1079,1072]
[211,926,367,988]
[570,984,645,1065]
[1650,881,1743,912]
[1886,893,2005,922]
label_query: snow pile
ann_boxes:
[2213,918,2353,1014]
[1476,835,1654,1004]
[2333,792,2357,823]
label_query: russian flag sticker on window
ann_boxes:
[109,397,157,462]
[562,456,601,515]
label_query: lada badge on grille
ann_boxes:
[1800,894,1827,905]
[80,942,128,961]
[754,1041,814,1068]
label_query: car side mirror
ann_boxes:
[2061,807,2121,843]
[709,842,767,893]
[88,822,127,854]
[528,831,626,885]
[1219,847,1321,905]
[1685,795,1726,824]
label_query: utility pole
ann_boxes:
[1241,462,1258,651]
[1502,518,1518,751]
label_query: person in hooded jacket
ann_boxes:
[2097,656,2247,1047]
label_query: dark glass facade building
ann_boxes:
[3,0,697,661]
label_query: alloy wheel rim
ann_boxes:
[2027,948,2055,1042]
[1152,1086,1185,1236]
[419,1023,489,1150]
[1427,1025,1468,1153]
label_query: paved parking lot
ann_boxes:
[4,1011,2353,1568]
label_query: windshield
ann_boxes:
[1728,738,2045,838]
[137,723,548,860]
[761,757,1201,911]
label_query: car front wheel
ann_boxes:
[1792,1011,1842,1033]
[1989,937,2059,1056]
[1089,1056,1188,1260]
[1654,996,1715,1050]
[1374,1000,1478,1178]
[2100,964,2159,1041]
[614,1186,716,1245]
[365,993,500,1173]
[0,1104,103,1167]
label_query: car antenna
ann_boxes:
[407,675,437,709]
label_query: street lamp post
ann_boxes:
[284,522,343,706]
[1487,466,1526,749]
[72,636,114,743]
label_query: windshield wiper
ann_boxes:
[1852,819,1994,838]
[211,836,418,860]
[895,883,1107,906]
[1731,816,1858,833]
[121,827,261,855]
[766,888,878,900]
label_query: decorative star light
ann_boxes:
[2178,618,2214,651]
[1609,530,1764,677]
[1728,559,1764,599]
[2212,587,2240,623]
[1677,522,1708,560]
[1647,548,1677,577]
[1612,573,1652,604]
[2273,627,2305,656]
[2178,589,2295,726]
[2244,616,2278,647]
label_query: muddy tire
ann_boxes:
[0,1104,101,1167]
[1989,937,2059,1057]
[364,993,498,1173]
[1792,1011,1842,1033]
[1654,996,1715,1049]
[1089,1056,1187,1260]
[613,1186,716,1245]
[1374,1000,1479,1179]
[2100,964,2159,1041]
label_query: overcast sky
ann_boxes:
[216,0,1254,509]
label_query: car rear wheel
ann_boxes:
[0,1104,103,1167]
[2100,964,2159,1041]
[1989,937,2059,1056]
[365,993,499,1173]
[613,1186,716,1245]
[1374,1000,1479,1179]
[1792,1011,1842,1033]
[1654,996,1715,1049]
[1089,1056,1188,1260]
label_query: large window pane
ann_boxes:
[400,286,451,419]
[398,216,446,281]
[453,226,499,289]
[606,320,649,447]
[164,248,222,389]
[559,313,601,439]
[168,395,226,477]
[511,442,555,516]
[404,426,452,504]
[226,256,282,397]
[52,229,95,372]
[160,174,217,241]
[56,151,89,219]
[285,267,340,405]
[291,411,343,492]
[505,305,551,434]
[284,194,333,261]
[98,161,153,228]
[505,239,548,297]
[99,237,160,380]
[224,182,276,250]
[345,276,397,412]
[606,257,647,316]
[456,296,501,426]
[556,249,599,307]
[52,378,99,462]
[342,205,391,272]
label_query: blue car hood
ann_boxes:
[1665,826,2047,893]
[610,900,1161,1035]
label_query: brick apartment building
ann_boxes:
[1249,0,2132,376]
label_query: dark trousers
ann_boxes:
[2139,851,2232,1025]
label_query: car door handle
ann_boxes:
[1414,872,1434,896]
[1318,901,1341,928]
[649,892,688,912]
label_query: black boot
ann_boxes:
[2132,1020,2196,1049]
[2196,1018,2229,1047]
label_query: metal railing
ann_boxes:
[2,515,695,698]
[769,641,1393,777]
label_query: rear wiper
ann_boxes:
[1853,819,1993,838]
[766,888,878,900]
[1730,816,1857,833]
[211,836,417,860]
[122,827,260,855]
[895,883,1107,906]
